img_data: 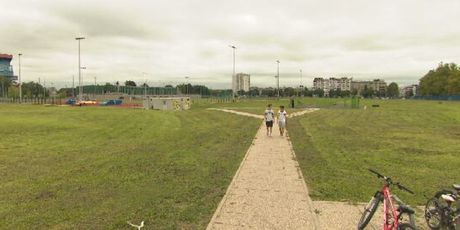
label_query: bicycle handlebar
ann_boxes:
[368,168,385,179]
[396,182,415,194]
[368,168,414,194]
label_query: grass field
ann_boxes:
[1,98,459,228]
[0,104,260,229]
[288,99,460,205]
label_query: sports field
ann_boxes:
[1,98,459,228]
[0,104,260,229]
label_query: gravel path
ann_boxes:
[207,108,319,229]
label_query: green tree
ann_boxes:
[124,80,137,87]
[0,76,12,97]
[361,85,375,98]
[419,62,460,96]
[387,82,399,98]
[313,88,324,97]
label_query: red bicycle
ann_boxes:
[358,169,417,230]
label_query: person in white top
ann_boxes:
[264,104,274,136]
[278,105,287,136]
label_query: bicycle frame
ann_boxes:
[382,185,400,230]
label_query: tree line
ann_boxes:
[419,62,460,96]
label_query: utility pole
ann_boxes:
[18,53,22,103]
[94,76,97,99]
[229,45,236,98]
[185,76,190,95]
[43,78,46,100]
[76,37,85,101]
[143,72,147,98]
[72,75,75,98]
[300,69,303,96]
[276,60,280,99]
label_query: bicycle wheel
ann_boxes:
[358,192,381,230]
[397,223,416,230]
[425,197,442,229]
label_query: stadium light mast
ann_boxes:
[76,37,85,101]
[185,76,190,95]
[143,72,147,98]
[18,53,22,103]
[300,69,303,96]
[276,60,280,99]
[229,45,236,98]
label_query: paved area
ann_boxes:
[313,201,427,230]
[207,108,319,230]
[207,108,264,119]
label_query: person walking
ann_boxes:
[278,105,287,136]
[264,104,274,136]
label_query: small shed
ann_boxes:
[143,97,191,110]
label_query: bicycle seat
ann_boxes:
[397,204,415,215]
[453,184,460,190]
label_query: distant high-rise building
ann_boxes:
[234,73,250,93]
[0,54,17,80]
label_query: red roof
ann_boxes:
[0,54,13,59]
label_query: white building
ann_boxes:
[233,73,250,93]
[313,77,352,96]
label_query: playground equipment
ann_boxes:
[143,97,191,110]
[351,96,360,109]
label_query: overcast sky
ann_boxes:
[1,0,459,88]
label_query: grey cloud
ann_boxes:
[1,0,460,88]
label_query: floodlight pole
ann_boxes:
[18,53,22,103]
[276,60,280,99]
[94,76,97,99]
[76,37,85,101]
[229,45,236,98]
[185,76,190,95]
[72,75,75,98]
[300,69,303,96]
[143,72,147,98]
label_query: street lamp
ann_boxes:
[300,69,303,96]
[76,37,85,101]
[142,72,147,98]
[276,60,280,99]
[229,45,236,98]
[94,76,97,99]
[18,53,22,103]
[185,76,190,95]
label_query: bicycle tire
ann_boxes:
[425,197,442,229]
[358,192,382,230]
[397,223,416,230]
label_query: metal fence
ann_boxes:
[413,95,460,101]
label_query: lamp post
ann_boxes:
[76,37,85,101]
[276,60,280,99]
[18,53,22,103]
[185,76,190,95]
[72,75,75,98]
[94,76,97,99]
[229,45,236,98]
[142,72,147,98]
[300,69,303,96]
